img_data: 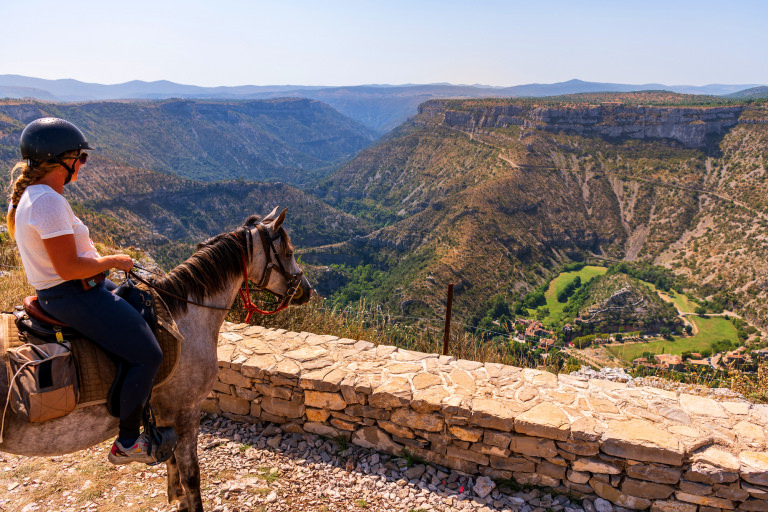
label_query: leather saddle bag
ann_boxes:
[6,342,78,423]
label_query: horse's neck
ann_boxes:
[174,280,242,341]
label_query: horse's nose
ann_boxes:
[294,278,312,305]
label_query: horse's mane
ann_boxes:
[152,215,260,315]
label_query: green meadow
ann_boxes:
[543,265,608,324]
[606,315,738,362]
[647,283,701,313]
[665,291,700,313]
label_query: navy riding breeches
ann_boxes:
[37,279,162,439]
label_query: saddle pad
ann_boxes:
[70,327,180,406]
[2,284,184,408]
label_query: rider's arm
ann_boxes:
[42,234,133,280]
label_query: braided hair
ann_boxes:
[6,150,79,238]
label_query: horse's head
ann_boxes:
[244,207,312,306]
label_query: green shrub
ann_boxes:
[523,291,546,309]
[563,261,586,272]
[557,276,582,303]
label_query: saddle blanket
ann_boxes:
[1,286,183,408]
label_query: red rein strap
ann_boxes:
[238,253,290,323]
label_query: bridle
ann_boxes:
[238,222,305,322]
[130,221,304,322]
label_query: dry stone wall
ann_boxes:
[205,323,768,511]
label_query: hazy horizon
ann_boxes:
[1,0,766,88]
[2,74,766,90]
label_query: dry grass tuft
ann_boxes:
[0,235,34,311]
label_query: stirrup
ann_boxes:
[142,402,178,465]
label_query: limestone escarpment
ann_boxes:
[208,323,768,511]
[438,102,743,149]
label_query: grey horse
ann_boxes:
[0,208,312,512]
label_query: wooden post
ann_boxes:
[442,283,454,356]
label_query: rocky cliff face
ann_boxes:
[437,102,743,149]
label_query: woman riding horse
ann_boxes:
[7,117,161,464]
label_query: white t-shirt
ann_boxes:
[13,184,100,290]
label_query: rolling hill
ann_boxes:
[727,86,768,99]
[0,98,376,186]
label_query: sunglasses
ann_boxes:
[56,152,88,165]
[71,152,88,165]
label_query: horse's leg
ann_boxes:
[174,413,204,512]
[166,453,185,505]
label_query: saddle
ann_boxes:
[2,279,183,415]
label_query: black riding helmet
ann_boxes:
[20,117,94,183]
[20,117,94,162]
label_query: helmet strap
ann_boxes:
[58,159,77,185]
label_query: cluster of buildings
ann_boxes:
[719,346,757,368]
[517,319,553,340]
[507,319,562,351]
[631,354,685,371]
[632,345,767,372]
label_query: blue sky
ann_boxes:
[1,0,766,87]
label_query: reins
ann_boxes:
[128,270,231,311]
[130,222,303,321]
[237,253,291,322]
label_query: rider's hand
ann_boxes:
[111,254,134,272]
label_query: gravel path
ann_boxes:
[0,414,620,512]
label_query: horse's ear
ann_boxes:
[273,208,287,230]
[263,206,280,222]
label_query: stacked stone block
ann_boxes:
[206,323,768,511]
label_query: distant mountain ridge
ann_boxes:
[726,86,768,99]
[2,75,764,133]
